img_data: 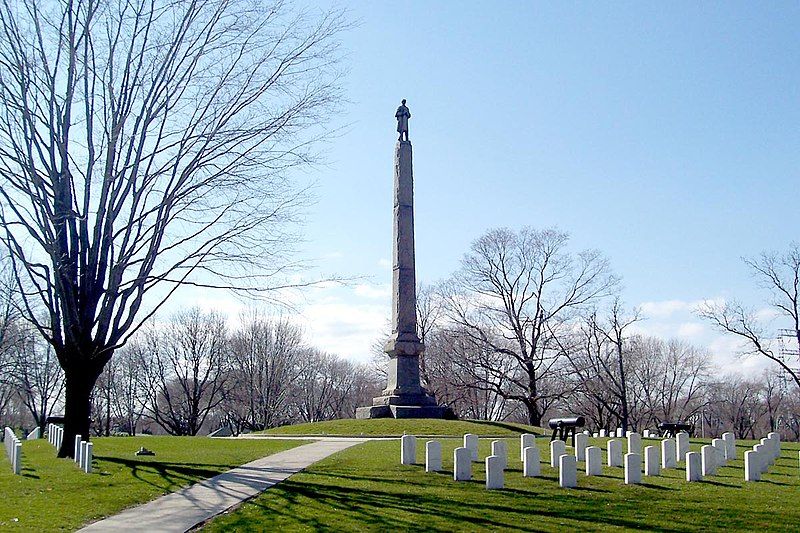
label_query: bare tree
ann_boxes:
[630,336,710,425]
[699,244,800,392]
[140,308,229,435]
[442,227,618,425]
[13,327,64,434]
[564,301,639,432]
[0,0,346,456]
[224,313,303,431]
[109,343,147,435]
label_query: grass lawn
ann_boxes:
[262,418,545,437]
[0,435,306,532]
[205,436,800,532]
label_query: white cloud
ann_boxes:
[377,258,392,269]
[354,283,391,299]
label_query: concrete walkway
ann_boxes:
[79,439,365,533]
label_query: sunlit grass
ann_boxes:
[0,436,306,532]
[206,436,800,532]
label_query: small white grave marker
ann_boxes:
[425,441,441,472]
[701,445,717,476]
[744,450,760,481]
[585,446,602,476]
[491,440,507,470]
[550,440,566,468]
[627,432,642,456]
[84,442,93,474]
[523,446,540,477]
[574,433,587,462]
[722,432,736,460]
[599,429,607,438]
[686,451,702,482]
[520,434,536,462]
[607,439,623,467]
[624,453,641,484]
[463,434,479,462]
[400,435,416,465]
[559,455,577,488]
[644,445,660,476]
[712,438,727,467]
[74,435,82,464]
[485,455,504,489]
[675,432,690,463]
[454,447,471,481]
[80,441,89,472]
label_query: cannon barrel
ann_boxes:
[548,416,585,429]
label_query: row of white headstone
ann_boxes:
[401,430,789,489]
[3,426,22,474]
[47,423,64,449]
[744,432,781,481]
[72,434,94,474]
[594,428,657,439]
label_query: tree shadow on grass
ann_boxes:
[98,456,231,492]
[239,476,683,532]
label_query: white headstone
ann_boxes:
[491,440,507,470]
[485,455,504,489]
[425,441,441,472]
[599,429,607,438]
[675,432,689,463]
[27,427,40,440]
[686,451,702,481]
[400,435,416,465]
[550,439,566,468]
[616,428,624,438]
[643,429,650,438]
[13,442,21,475]
[607,439,623,467]
[627,432,642,456]
[74,435,82,464]
[523,446,540,477]
[701,445,717,476]
[592,432,599,438]
[520,433,536,461]
[84,442,93,474]
[574,433,588,462]
[80,441,89,472]
[644,445,660,476]
[767,432,780,460]
[454,447,472,481]
[759,438,773,466]
[744,450,760,481]
[585,446,602,476]
[711,438,727,466]
[753,444,767,473]
[559,454,577,488]
[722,432,736,460]
[624,453,641,484]
[464,434,479,462]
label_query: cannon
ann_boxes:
[548,416,586,446]
[658,421,694,438]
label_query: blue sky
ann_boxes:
[192,2,800,370]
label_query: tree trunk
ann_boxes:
[58,362,103,458]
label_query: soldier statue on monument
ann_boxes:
[395,99,411,141]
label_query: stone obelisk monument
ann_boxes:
[356,100,453,419]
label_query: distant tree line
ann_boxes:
[1,302,380,437]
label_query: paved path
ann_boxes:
[79,439,365,533]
